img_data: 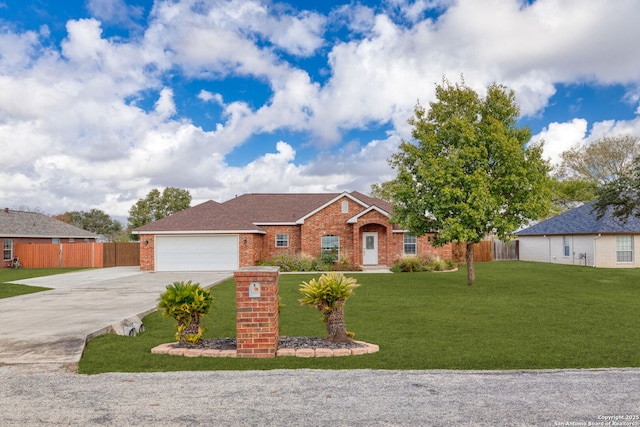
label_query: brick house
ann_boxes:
[1,208,97,268]
[133,191,453,271]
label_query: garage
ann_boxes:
[155,235,239,271]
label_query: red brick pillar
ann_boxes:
[234,266,280,358]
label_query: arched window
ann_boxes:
[321,234,340,262]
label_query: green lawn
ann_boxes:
[78,262,640,374]
[0,268,83,299]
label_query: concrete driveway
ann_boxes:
[0,267,232,365]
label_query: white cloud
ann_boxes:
[261,10,326,57]
[306,0,640,144]
[588,117,640,142]
[87,0,144,28]
[531,118,589,166]
[0,29,41,71]
[197,90,224,105]
[1,0,640,218]
[154,88,176,119]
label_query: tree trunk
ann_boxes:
[179,316,201,343]
[324,300,353,343]
[466,242,475,286]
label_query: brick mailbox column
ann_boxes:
[234,266,280,358]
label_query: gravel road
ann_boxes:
[2,364,639,426]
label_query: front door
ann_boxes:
[362,232,378,265]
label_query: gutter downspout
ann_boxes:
[592,234,602,268]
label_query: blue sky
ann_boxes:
[1,0,640,220]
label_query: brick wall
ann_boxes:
[237,233,259,267]
[139,234,154,271]
[301,197,358,263]
[388,232,454,264]
[258,225,302,261]
[235,267,279,358]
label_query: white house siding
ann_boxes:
[519,235,595,266]
[519,236,551,263]
[520,234,640,268]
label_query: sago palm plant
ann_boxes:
[298,272,360,343]
[158,281,213,344]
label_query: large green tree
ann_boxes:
[559,135,640,184]
[128,187,192,234]
[388,78,551,285]
[370,181,398,202]
[548,177,597,216]
[549,135,640,214]
[54,209,123,241]
[593,156,640,221]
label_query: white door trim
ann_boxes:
[362,232,378,265]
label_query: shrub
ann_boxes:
[391,255,456,273]
[430,256,456,271]
[320,248,338,264]
[158,281,213,344]
[259,251,361,272]
[259,252,323,272]
[299,272,360,343]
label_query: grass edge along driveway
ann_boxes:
[0,268,86,299]
[79,262,640,374]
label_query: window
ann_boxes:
[404,234,417,255]
[52,238,60,244]
[321,235,340,261]
[341,200,349,213]
[616,235,634,263]
[69,238,75,243]
[3,239,12,261]
[563,236,570,257]
[275,234,289,248]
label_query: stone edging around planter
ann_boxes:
[432,267,458,273]
[151,340,379,358]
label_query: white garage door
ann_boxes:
[155,235,239,271]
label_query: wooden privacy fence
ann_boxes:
[452,240,519,263]
[492,240,519,261]
[452,241,493,263]
[14,242,139,269]
[103,242,140,267]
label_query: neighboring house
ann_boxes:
[517,202,640,268]
[1,208,98,267]
[133,191,453,271]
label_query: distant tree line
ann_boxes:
[53,187,192,241]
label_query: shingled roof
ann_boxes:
[517,202,640,236]
[133,200,264,232]
[0,209,97,239]
[133,192,393,233]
